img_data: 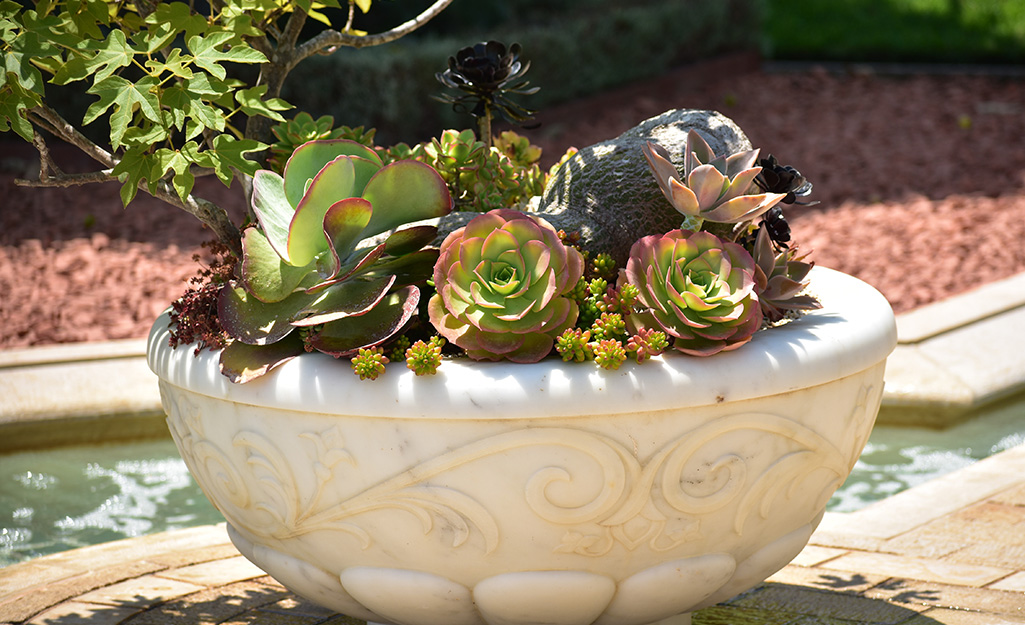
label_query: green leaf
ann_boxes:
[291,274,395,327]
[384,225,439,256]
[235,85,290,122]
[0,80,37,140]
[144,48,194,79]
[354,0,371,13]
[159,84,189,129]
[121,120,169,145]
[196,134,266,186]
[361,160,453,239]
[151,147,195,201]
[323,197,373,265]
[111,147,152,206]
[82,28,133,83]
[63,0,106,39]
[4,51,45,93]
[223,13,262,38]
[239,227,314,303]
[186,97,225,132]
[84,74,161,148]
[187,31,266,80]
[283,139,381,208]
[139,21,177,55]
[184,71,229,96]
[146,3,208,42]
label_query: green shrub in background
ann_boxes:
[285,0,760,144]
[763,0,1025,63]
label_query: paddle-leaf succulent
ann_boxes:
[216,139,453,382]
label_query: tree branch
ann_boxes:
[295,0,454,62]
[280,5,308,53]
[27,105,116,169]
[22,105,243,258]
[15,169,116,188]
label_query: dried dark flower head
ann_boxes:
[168,240,235,355]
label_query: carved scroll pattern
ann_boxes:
[162,384,871,557]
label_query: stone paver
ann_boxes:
[160,556,267,587]
[990,571,1025,592]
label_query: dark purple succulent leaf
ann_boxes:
[384,225,438,256]
[290,274,396,327]
[307,286,420,357]
[217,281,313,345]
[362,249,440,288]
[218,334,305,384]
[308,243,387,294]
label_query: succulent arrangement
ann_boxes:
[167,37,824,382]
[3,6,822,383]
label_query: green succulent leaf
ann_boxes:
[219,334,305,384]
[323,197,373,270]
[287,156,357,267]
[366,248,440,288]
[283,139,382,208]
[240,227,315,303]
[326,243,385,286]
[361,160,452,239]
[290,274,396,327]
[251,170,293,262]
[307,286,420,357]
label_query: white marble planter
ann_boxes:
[148,267,896,625]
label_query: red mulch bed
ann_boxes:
[3,54,1024,348]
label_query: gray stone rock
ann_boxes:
[534,109,752,265]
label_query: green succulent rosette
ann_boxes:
[621,229,761,356]
[428,208,584,362]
